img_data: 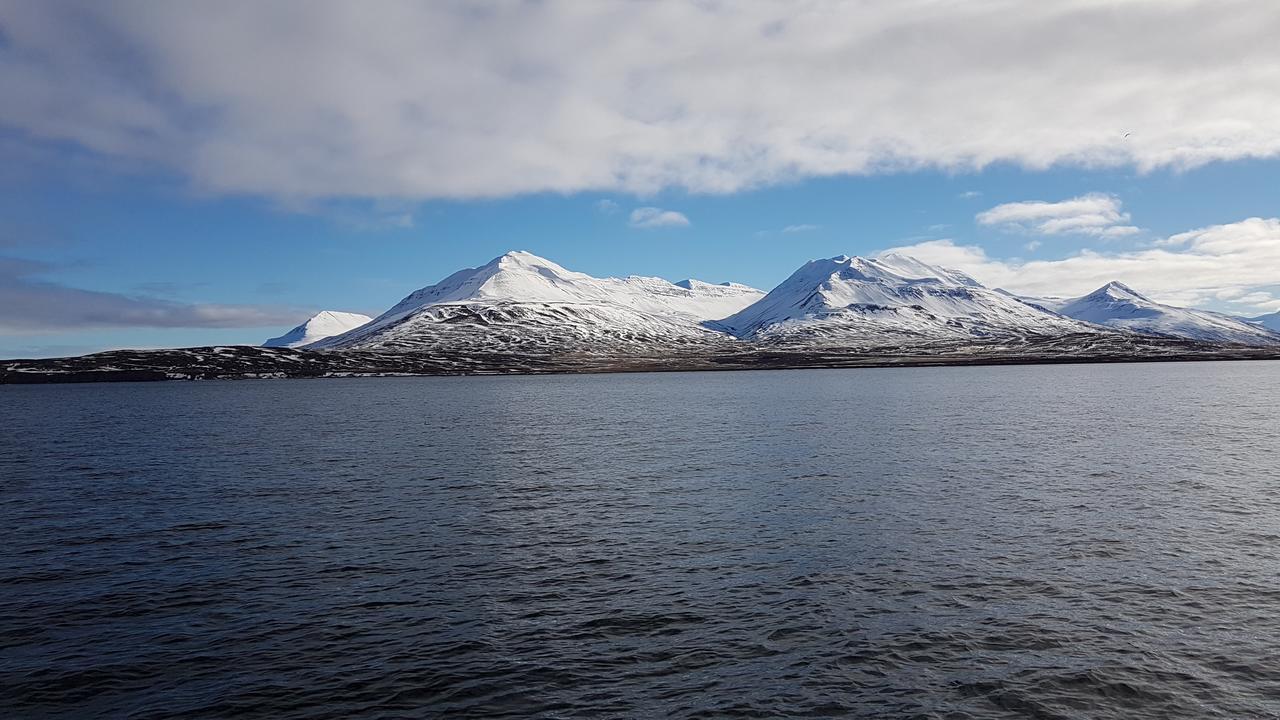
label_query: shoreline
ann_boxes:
[4,341,1279,384]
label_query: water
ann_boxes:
[3,361,1279,719]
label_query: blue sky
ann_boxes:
[2,2,1279,358]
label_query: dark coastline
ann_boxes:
[3,335,1279,384]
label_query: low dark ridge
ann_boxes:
[3,335,1278,384]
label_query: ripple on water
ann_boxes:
[2,362,1280,718]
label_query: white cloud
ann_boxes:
[3,2,1280,199]
[629,207,689,229]
[1235,291,1277,307]
[595,199,620,214]
[1024,240,1042,251]
[957,191,983,200]
[977,193,1140,238]
[882,217,1280,313]
[782,224,820,233]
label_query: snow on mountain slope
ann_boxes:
[262,311,373,348]
[313,251,764,352]
[1055,282,1280,345]
[282,252,1279,355]
[671,278,768,317]
[716,253,1096,346]
[994,288,1070,314]
[1249,311,1280,332]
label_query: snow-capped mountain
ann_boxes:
[716,253,1095,345]
[314,251,764,352]
[1249,311,1280,332]
[1053,282,1280,345]
[276,253,1280,356]
[10,250,1280,384]
[263,311,373,348]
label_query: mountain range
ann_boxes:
[268,250,1280,351]
[1007,282,1280,346]
[4,250,1278,383]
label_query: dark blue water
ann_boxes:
[3,361,1280,719]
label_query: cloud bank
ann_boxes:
[2,1,1280,199]
[884,217,1280,313]
[977,194,1140,238]
[0,257,303,332]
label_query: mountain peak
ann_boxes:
[1057,283,1280,344]
[263,310,373,348]
[716,251,1092,340]
[494,249,543,262]
[311,310,366,323]
[312,251,766,349]
[799,254,879,278]
[791,253,981,290]
[1088,281,1147,301]
[488,249,567,272]
[379,251,587,310]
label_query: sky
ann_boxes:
[2,0,1279,358]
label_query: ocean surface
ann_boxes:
[3,361,1279,719]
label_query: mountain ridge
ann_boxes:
[716,253,1096,346]
[273,251,1280,352]
[1051,282,1280,345]
[11,250,1279,384]
[1249,311,1280,332]
[311,250,765,352]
